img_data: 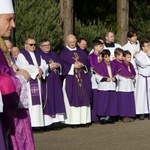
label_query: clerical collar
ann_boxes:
[66,46,77,51]
[27,50,34,54]
[104,42,115,47]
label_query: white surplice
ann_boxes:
[16,52,48,127]
[104,43,122,61]
[123,40,140,69]
[135,51,150,114]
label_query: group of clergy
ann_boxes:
[12,31,150,129]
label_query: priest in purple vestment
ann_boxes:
[38,38,65,130]
[59,34,92,127]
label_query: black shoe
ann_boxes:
[32,127,44,133]
[100,119,106,125]
[42,126,50,132]
[139,114,145,120]
[80,123,90,128]
[70,125,78,128]
[50,125,62,131]
[106,118,114,124]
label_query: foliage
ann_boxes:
[14,0,62,52]
[129,0,150,40]
[13,0,150,52]
[75,19,112,51]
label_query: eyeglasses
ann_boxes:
[26,43,36,46]
[41,44,50,47]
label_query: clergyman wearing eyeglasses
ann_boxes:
[16,37,49,130]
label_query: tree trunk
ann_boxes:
[60,0,73,44]
[117,0,129,46]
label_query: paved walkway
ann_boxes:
[34,119,150,150]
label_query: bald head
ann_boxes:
[11,46,20,59]
[66,34,77,49]
[105,31,115,43]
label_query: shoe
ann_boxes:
[32,127,44,133]
[42,126,50,132]
[70,125,78,128]
[50,126,62,131]
[129,118,135,122]
[100,119,106,125]
[139,114,145,120]
[106,118,114,124]
[80,124,90,128]
[122,117,131,122]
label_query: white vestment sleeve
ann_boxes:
[39,58,48,79]
[95,74,103,83]
[135,55,150,68]
[68,64,75,75]
[16,53,39,80]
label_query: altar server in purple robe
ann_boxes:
[38,38,65,130]
[112,48,124,70]
[117,50,136,122]
[94,49,119,124]
[88,40,104,122]
[59,34,92,128]
[135,40,150,120]
[16,37,48,128]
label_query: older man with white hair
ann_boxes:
[59,34,92,128]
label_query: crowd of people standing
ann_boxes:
[0,0,150,150]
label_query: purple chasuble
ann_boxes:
[59,47,92,107]
[94,60,119,77]
[37,49,65,116]
[119,61,136,77]
[21,49,41,105]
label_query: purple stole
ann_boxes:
[21,49,41,105]
[10,56,16,64]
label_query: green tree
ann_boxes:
[129,0,150,40]
[14,0,62,52]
